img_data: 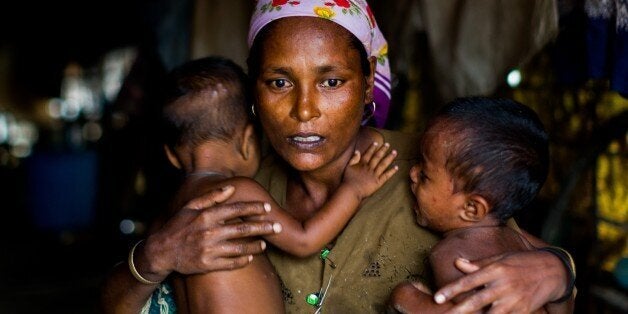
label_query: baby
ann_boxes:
[389,97,572,313]
[159,56,398,313]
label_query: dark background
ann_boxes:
[0,1,627,313]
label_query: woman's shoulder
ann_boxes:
[369,127,422,160]
[253,153,289,204]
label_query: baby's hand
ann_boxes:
[343,142,398,200]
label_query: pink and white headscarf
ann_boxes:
[248,0,392,128]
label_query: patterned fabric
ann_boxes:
[585,0,628,96]
[248,0,392,128]
[141,282,177,314]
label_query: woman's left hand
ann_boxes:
[433,250,569,313]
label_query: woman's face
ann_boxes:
[254,17,374,172]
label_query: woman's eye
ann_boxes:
[321,79,342,88]
[269,79,292,89]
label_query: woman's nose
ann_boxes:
[291,84,321,122]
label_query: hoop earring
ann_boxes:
[361,101,376,125]
[250,104,256,118]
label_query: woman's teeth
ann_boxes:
[293,135,321,142]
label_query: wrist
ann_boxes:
[132,237,170,283]
[538,246,576,303]
[338,181,366,203]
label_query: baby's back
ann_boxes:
[169,174,284,314]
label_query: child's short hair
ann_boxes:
[161,56,250,151]
[423,97,549,222]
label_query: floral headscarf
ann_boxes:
[248,0,391,128]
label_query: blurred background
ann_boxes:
[0,0,626,313]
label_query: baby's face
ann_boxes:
[409,132,466,233]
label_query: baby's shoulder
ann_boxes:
[430,231,480,260]
[221,176,273,204]
[223,176,265,190]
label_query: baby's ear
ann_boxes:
[164,145,182,169]
[460,195,489,222]
[240,123,257,160]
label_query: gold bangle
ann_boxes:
[128,239,160,285]
[538,246,576,303]
[553,246,576,277]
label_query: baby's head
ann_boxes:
[410,97,549,232]
[161,56,259,176]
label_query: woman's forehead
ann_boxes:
[259,17,361,70]
[267,17,353,45]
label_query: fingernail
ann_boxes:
[221,185,234,191]
[373,142,379,146]
[264,203,271,212]
[434,294,445,304]
[394,165,399,170]
[248,255,253,262]
[272,222,282,233]
[384,142,390,147]
[260,241,266,250]
[392,150,397,155]
[458,258,470,263]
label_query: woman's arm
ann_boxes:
[433,248,575,313]
[100,186,279,314]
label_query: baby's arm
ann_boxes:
[342,142,399,201]
[235,142,398,257]
[388,240,476,314]
[389,281,454,314]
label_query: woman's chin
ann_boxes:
[285,153,326,172]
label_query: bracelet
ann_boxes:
[128,239,161,285]
[538,246,576,303]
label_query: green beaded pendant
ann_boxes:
[320,248,331,260]
[306,292,320,306]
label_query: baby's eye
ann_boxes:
[321,79,343,88]
[419,170,428,182]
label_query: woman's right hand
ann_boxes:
[134,185,280,282]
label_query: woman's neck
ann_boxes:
[285,127,384,220]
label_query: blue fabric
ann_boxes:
[611,29,628,96]
[586,17,613,79]
[585,0,628,97]
[141,282,177,314]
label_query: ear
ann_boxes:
[364,56,377,104]
[460,194,490,222]
[164,145,182,169]
[239,123,257,160]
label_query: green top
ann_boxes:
[255,129,439,313]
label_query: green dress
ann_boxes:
[256,129,439,313]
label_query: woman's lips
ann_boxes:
[287,134,325,149]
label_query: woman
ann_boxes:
[101,1,574,313]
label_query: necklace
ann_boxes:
[305,244,337,310]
